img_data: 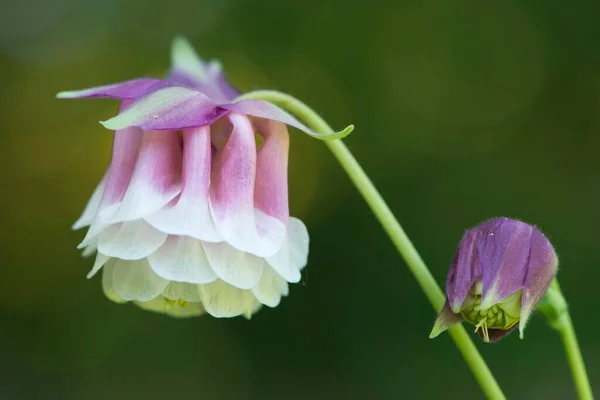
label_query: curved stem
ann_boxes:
[241,91,506,400]
[545,280,594,400]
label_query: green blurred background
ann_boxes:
[1,0,599,398]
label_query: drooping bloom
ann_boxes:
[57,38,327,318]
[429,218,558,342]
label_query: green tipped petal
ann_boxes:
[171,36,208,82]
[430,301,462,339]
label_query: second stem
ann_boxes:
[238,91,506,400]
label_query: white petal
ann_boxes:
[162,282,203,302]
[87,252,110,279]
[73,174,107,230]
[77,207,118,250]
[266,217,309,283]
[101,260,126,303]
[251,265,289,308]
[145,196,221,242]
[199,280,255,318]
[97,220,167,260]
[203,242,263,289]
[148,235,217,284]
[243,299,263,319]
[81,245,97,258]
[112,258,169,301]
[135,296,205,318]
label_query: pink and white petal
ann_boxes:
[97,220,167,260]
[101,260,126,304]
[253,119,290,224]
[210,114,286,257]
[57,78,169,100]
[251,265,289,308]
[199,280,255,318]
[100,86,227,131]
[87,252,110,279]
[72,172,107,230]
[145,127,219,242]
[148,236,217,284]
[221,99,353,140]
[266,217,309,283]
[203,242,263,290]
[112,258,169,302]
[162,282,203,302]
[81,126,144,243]
[111,130,182,223]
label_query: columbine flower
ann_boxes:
[429,218,558,342]
[57,38,326,318]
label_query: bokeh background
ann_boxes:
[1,0,599,398]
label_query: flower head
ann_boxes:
[430,218,558,342]
[58,38,321,318]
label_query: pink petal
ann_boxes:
[100,86,227,131]
[145,126,220,242]
[57,78,169,100]
[253,119,289,225]
[111,130,182,223]
[209,114,286,258]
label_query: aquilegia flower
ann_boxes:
[429,217,558,342]
[58,38,323,318]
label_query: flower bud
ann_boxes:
[430,218,558,342]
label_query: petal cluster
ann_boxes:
[62,38,311,318]
[430,218,558,342]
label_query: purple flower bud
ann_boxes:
[430,218,558,342]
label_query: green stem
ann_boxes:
[240,90,506,400]
[544,280,594,400]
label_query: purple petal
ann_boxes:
[519,227,558,337]
[169,64,239,104]
[478,218,533,309]
[57,78,171,100]
[447,228,482,313]
[253,119,290,224]
[101,86,228,131]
